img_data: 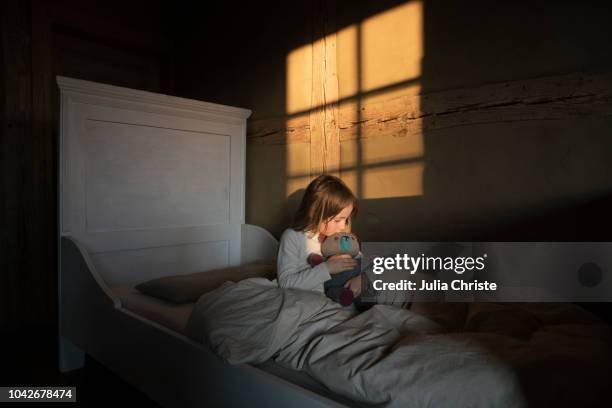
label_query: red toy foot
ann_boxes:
[339,288,354,306]
[307,253,324,266]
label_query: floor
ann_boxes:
[2,324,162,407]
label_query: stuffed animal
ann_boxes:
[307,232,362,306]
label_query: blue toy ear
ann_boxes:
[340,236,352,252]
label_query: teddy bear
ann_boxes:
[307,232,364,307]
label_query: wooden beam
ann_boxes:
[309,0,340,177]
[247,71,612,145]
[247,114,310,145]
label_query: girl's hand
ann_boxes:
[326,254,357,275]
[344,274,362,297]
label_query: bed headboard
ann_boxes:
[58,76,252,287]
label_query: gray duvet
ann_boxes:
[185,278,526,407]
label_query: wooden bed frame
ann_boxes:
[57,76,352,407]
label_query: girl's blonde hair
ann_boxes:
[290,174,358,234]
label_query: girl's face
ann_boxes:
[319,204,353,236]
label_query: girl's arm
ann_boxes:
[277,230,332,290]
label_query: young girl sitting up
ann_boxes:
[277,174,368,308]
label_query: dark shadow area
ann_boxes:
[1,324,161,407]
[419,0,612,241]
[416,0,612,325]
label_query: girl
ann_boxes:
[277,174,364,298]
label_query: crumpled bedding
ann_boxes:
[185,278,530,407]
[408,301,612,408]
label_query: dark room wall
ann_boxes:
[167,0,612,243]
[1,0,170,328]
[416,1,612,241]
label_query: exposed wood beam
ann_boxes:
[309,0,340,177]
[248,71,612,145]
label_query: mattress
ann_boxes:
[112,286,195,335]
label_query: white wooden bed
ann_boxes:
[57,76,357,407]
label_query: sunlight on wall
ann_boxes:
[341,132,424,199]
[285,0,424,200]
[286,142,311,198]
[337,25,358,100]
[361,1,423,93]
[286,43,313,115]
